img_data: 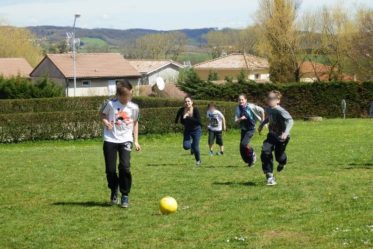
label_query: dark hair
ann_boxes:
[184,96,193,101]
[208,102,216,108]
[269,90,282,100]
[116,80,132,96]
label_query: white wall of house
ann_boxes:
[146,66,180,85]
[300,77,316,83]
[248,73,270,81]
[65,78,139,97]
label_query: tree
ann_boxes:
[318,6,355,81]
[350,9,373,81]
[0,26,43,66]
[204,27,258,58]
[122,32,187,60]
[256,0,302,83]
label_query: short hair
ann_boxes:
[208,102,216,108]
[269,90,282,100]
[116,80,132,96]
[238,94,247,99]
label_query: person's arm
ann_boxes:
[133,120,141,151]
[280,109,294,140]
[175,108,183,124]
[235,107,246,123]
[222,116,227,131]
[100,102,113,130]
[258,115,269,134]
[188,107,201,125]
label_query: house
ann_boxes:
[193,53,270,82]
[0,58,33,78]
[128,60,184,85]
[300,61,354,82]
[30,53,141,97]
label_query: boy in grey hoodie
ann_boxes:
[258,90,294,186]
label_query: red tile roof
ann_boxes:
[194,53,269,70]
[33,53,140,79]
[128,60,183,74]
[0,58,33,78]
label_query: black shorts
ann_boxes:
[208,129,223,146]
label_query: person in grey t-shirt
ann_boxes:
[258,90,294,186]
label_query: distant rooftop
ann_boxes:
[0,58,33,78]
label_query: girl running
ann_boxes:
[235,94,265,167]
[175,96,202,166]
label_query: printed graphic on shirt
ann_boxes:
[115,109,133,129]
[207,110,223,131]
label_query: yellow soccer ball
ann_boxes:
[159,196,178,214]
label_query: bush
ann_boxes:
[178,70,373,118]
[0,96,232,114]
[0,76,64,99]
[0,103,237,143]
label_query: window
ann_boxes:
[82,80,91,87]
[255,74,260,80]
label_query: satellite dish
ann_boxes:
[156,77,165,91]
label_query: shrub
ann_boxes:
[178,71,373,118]
[0,102,237,143]
[0,76,63,99]
[0,96,233,114]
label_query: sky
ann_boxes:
[0,0,372,30]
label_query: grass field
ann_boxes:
[0,119,372,249]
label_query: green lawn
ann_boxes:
[0,119,372,249]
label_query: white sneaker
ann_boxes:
[196,161,201,166]
[267,177,277,186]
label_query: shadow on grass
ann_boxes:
[147,163,183,167]
[213,181,257,187]
[204,165,239,168]
[52,201,112,207]
[345,162,373,170]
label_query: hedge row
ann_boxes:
[0,96,224,114]
[0,103,237,143]
[178,71,373,118]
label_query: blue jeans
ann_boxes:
[183,127,202,162]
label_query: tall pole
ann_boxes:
[73,14,80,97]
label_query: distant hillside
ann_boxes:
[27,26,216,46]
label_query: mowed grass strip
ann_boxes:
[0,119,372,249]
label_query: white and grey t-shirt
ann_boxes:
[101,100,139,143]
[207,110,224,132]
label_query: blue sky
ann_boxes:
[0,0,371,30]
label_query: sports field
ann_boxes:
[0,119,372,249]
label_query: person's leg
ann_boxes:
[240,130,254,164]
[191,127,202,163]
[118,142,132,208]
[118,142,132,195]
[103,142,119,202]
[261,134,276,177]
[208,130,215,154]
[216,131,224,154]
[183,129,192,151]
[274,136,290,172]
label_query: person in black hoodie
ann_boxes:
[175,96,202,166]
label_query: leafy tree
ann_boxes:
[0,26,43,66]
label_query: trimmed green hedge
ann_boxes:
[178,70,373,118]
[0,96,226,114]
[0,103,237,143]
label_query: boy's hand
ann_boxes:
[240,116,247,121]
[104,120,113,130]
[134,142,141,151]
[279,132,288,141]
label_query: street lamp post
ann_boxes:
[72,13,81,97]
